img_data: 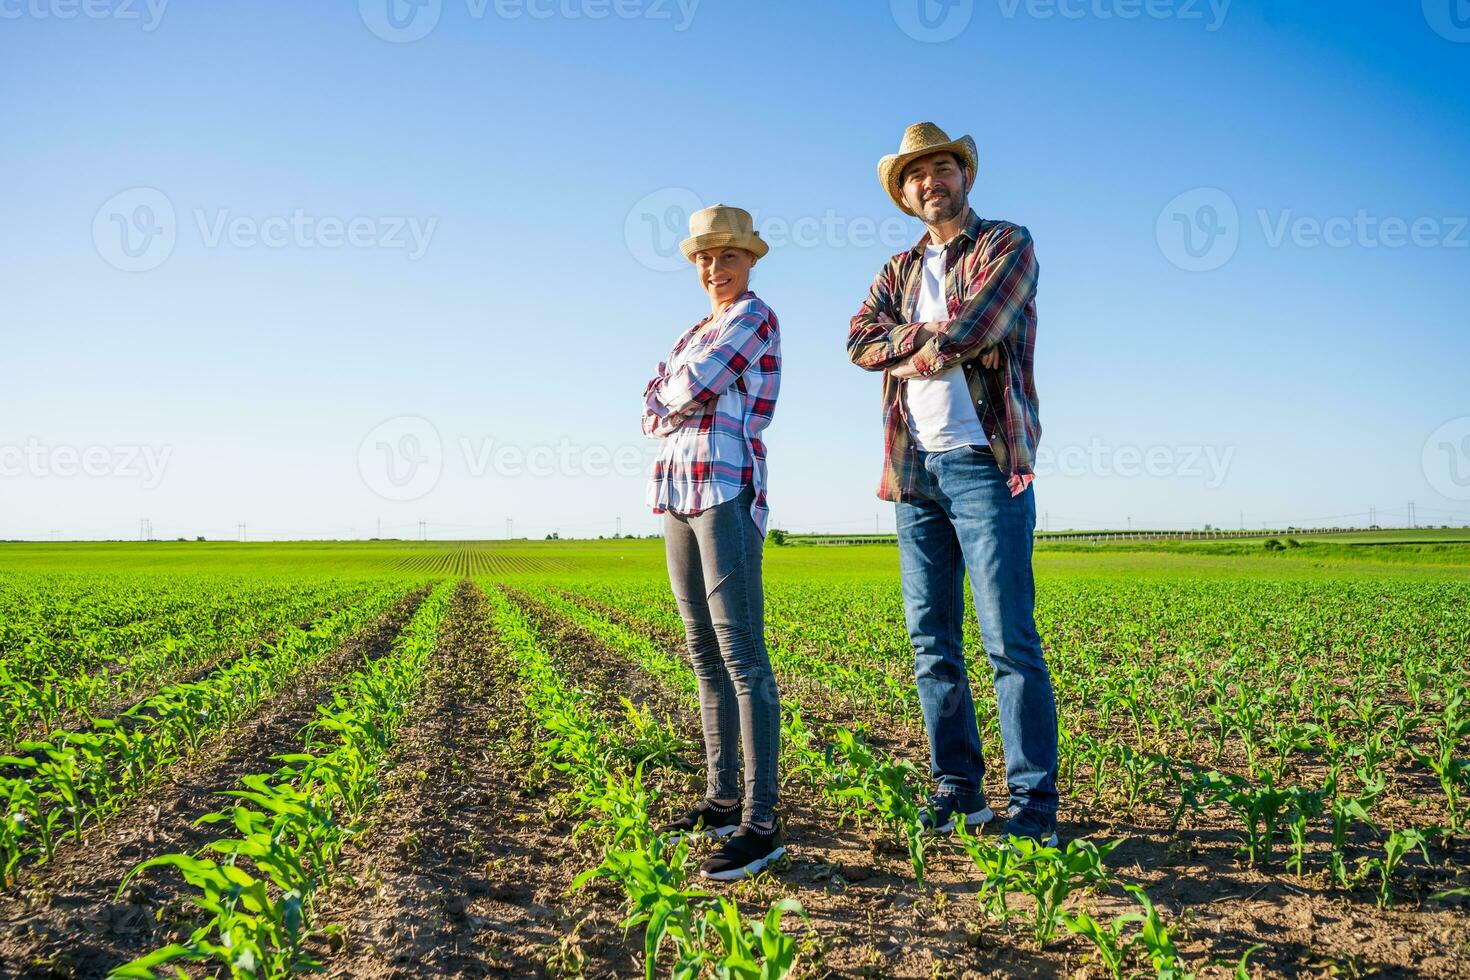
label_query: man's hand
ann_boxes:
[888,356,923,380]
[889,345,1002,381]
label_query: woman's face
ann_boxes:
[694,247,756,308]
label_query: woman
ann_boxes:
[641,204,784,882]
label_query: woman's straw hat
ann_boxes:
[678,204,769,262]
[877,122,979,217]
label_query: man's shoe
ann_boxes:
[919,792,996,835]
[657,799,742,841]
[1001,807,1059,848]
[699,820,787,881]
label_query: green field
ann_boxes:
[0,538,1466,978]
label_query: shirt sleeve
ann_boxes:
[641,389,692,438]
[847,262,929,372]
[909,224,1037,377]
[650,305,774,417]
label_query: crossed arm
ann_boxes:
[847,224,1037,379]
[642,307,774,438]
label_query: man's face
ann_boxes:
[900,152,969,224]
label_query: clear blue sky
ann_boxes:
[2,0,1467,539]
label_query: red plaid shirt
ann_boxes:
[848,209,1040,501]
[643,292,781,535]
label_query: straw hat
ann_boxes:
[678,204,769,262]
[877,122,979,217]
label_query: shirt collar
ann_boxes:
[907,208,984,257]
[700,289,758,325]
[678,290,759,345]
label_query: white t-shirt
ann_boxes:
[904,243,988,452]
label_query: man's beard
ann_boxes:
[920,190,965,223]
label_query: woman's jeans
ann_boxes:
[896,445,1060,817]
[663,484,781,824]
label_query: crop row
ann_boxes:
[0,582,417,886]
[0,579,382,747]
[111,579,457,978]
[0,573,361,665]
[484,585,809,979]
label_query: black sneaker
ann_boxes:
[699,820,787,881]
[1001,807,1060,848]
[919,792,996,835]
[657,799,742,841]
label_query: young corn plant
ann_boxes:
[1327,771,1385,889]
[1008,837,1119,948]
[823,727,929,882]
[1412,691,1470,832]
[1360,827,1430,908]
[1062,906,1137,979]
[1262,719,1320,781]
[574,828,707,980]
[1204,771,1292,866]
[700,897,807,980]
[1125,884,1195,980]
[1284,783,1331,877]
[954,821,1025,926]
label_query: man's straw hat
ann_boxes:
[679,204,769,262]
[878,122,979,217]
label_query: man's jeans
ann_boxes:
[896,444,1060,817]
[663,484,781,824]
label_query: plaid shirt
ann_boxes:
[847,209,1039,502]
[643,291,781,535]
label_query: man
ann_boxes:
[847,122,1060,846]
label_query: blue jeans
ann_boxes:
[663,484,781,824]
[896,444,1060,817]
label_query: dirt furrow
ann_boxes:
[0,585,431,980]
[502,586,694,727]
